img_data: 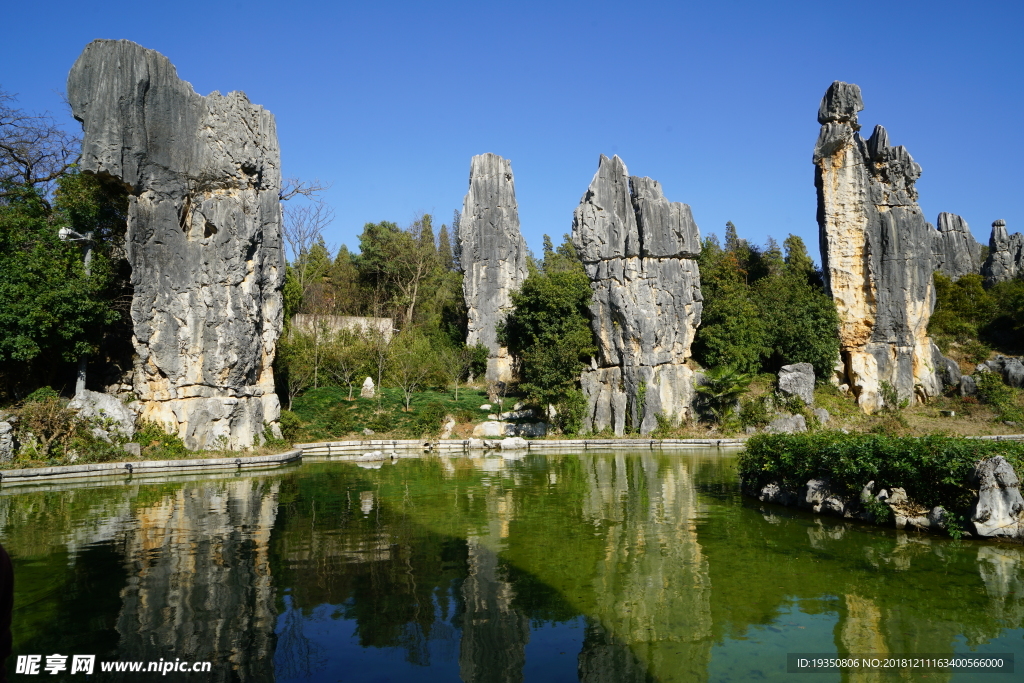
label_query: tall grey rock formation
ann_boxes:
[933,212,983,281]
[68,40,284,449]
[814,81,946,413]
[459,153,529,384]
[573,155,702,435]
[982,219,1024,285]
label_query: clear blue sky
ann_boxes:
[3,1,1021,264]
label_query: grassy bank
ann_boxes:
[738,432,1024,509]
[287,386,493,442]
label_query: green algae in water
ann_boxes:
[1,451,1021,682]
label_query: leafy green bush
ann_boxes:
[739,432,1024,509]
[134,421,190,458]
[739,395,771,428]
[975,372,1024,422]
[409,401,447,437]
[556,388,588,436]
[277,410,304,443]
[696,366,751,424]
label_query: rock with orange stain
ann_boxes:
[814,81,955,413]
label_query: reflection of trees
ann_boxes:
[270,464,471,670]
[699,484,1024,672]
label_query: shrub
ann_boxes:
[556,388,588,436]
[739,396,771,429]
[277,410,304,443]
[134,421,189,458]
[16,394,81,459]
[739,432,1024,510]
[696,366,751,423]
[409,401,447,437]
[975,372,1023,422]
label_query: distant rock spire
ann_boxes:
[458,153,529,385]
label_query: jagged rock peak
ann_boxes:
[68,39,284,450]
[982,219,1024,285]
[573,155,701,262]
[817,81,864,126]
[573,155,703,435]
[459,153,529,384]
[813,81,950,413]
[933,212,983,281]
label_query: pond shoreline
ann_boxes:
[0,437,747,487]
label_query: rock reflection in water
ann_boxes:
[115,479,280,682]
[4,452,1024,683]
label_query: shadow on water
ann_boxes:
[1,450,1023,682]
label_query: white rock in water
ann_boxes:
[499,437,529,450]
[360,377,376,398]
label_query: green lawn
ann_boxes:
[288,385,495,441]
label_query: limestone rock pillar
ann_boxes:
[813,81,944,413]
[67,40,284,449]
[981,219,1024,285]
[458,154,529,385]
[573,155,702,435]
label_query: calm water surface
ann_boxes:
[2,449,1022,682]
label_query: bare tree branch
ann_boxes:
[279,177,331,201]
[0,88,80,199]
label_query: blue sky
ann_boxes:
[3,1,1021,263]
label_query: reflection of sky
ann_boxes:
[274,593,585,683]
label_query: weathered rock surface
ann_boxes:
[69,389,138,440]
[982,220,1024,285]
[360,376,376,398]
[764,413,807,434]
[932,212,983,281]
[68,40,284,450]
[459,153,529,384]
[970,456,1024,538]
[499,437,529,450]
[0,420,14,462]
[573,155,703,435]
[933,342,963,387]
[978,356,1024,388]
[814,81,949,413]
[778,363,815,405]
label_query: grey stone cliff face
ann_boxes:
[68,40,284,450]
[814,81,947,413]
[933,212,983,281]
[459,153,529,384]
[573,155,702,435]
[982,219,1024,285]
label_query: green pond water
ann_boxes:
[2,449,1022,682]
